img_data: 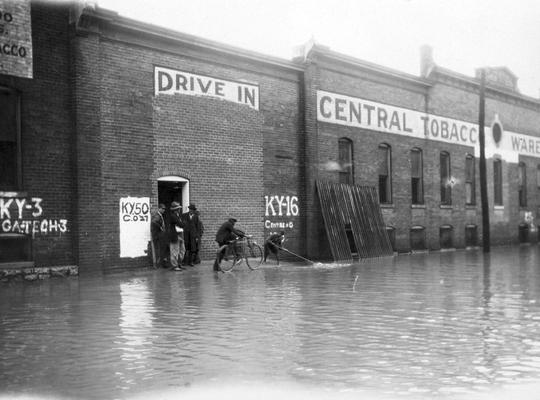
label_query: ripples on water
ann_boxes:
[2,246,540,400]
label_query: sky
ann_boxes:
[96,0,540,98]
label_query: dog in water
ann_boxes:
[264,231,285,265]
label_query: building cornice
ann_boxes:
[76,5,304,73]
[428,66,540,109]
[297,44,432,90]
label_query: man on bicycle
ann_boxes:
[214,217,244,271]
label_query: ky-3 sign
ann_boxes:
[154,66,260,110]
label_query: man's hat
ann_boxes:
[188,203,197,210]
[170,201,182,210]
[228,217,238,223]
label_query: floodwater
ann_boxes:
[2,246,540,400]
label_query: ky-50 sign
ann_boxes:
[119,197,151,258]
[120,199,150,222]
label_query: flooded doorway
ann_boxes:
[157,176,190,210]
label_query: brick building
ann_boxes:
[1,1,540,273]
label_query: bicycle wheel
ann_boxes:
[245,242,263,270]
[217,245,235,272]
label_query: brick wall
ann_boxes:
[73,25,302,268]
[0,3,75,267]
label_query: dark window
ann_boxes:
[410,226,426,251]
[411,148,423,204]
[465,225,478,247]
[0,233,32,263]
[518,162,527,207]
[378,143,392,204]
[439,225,454,249]
[536,165,540,189]
[338,138,353,185]
[465,154,476,205]
[440,151,451,205]
[519,223,529,243]
[0,88,21,190]
[386,226,396,252]
[493,158,503,206]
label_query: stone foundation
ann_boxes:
[0,266,78,283]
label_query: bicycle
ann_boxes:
[216,235,263,272]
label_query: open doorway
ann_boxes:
[157,176,190,210]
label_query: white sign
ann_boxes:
[119,197,150,258]
[0,0,32,78]
[154,66,259,110]
[317,90,539,162]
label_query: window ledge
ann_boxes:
[494,205,504,210]
[465,204,476,209]
[411,204,426,209]
[440,204,453,209]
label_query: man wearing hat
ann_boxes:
[181,203,204,266]
[214,217,245,271]
[168,201,186,271]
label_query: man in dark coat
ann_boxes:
[264,231,285,265]
[214,217,244,271]
[150,203,167,268]
[181,203,204,266]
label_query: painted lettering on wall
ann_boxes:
[317,90,478,146]
[0,196,68,236]
[0,0,33,78]
[264,195,298,230]
[317,90,538,163]
[119,197,150,258]
[154,66,259,110]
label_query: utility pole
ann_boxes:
[479,69,490,252]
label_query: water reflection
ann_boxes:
[1,246,540,399]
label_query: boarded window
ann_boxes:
[378,143,392,204]
[465,154,476,205]
[440,152,451,205]
[411,148,423,204]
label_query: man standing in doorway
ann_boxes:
[181,203,204,267]
[168,202,186,271]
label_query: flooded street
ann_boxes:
[2,246,540,400]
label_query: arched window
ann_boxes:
[410,148,423,204]
[338,138,353,184]
[439,225,454,249]
[410,225,426,251]
[0,87,21,190]
[493,158,503,206]
[378,143,392,204]
[518,162,527,207]
[465,154,476,205]
[440,151,451,205]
